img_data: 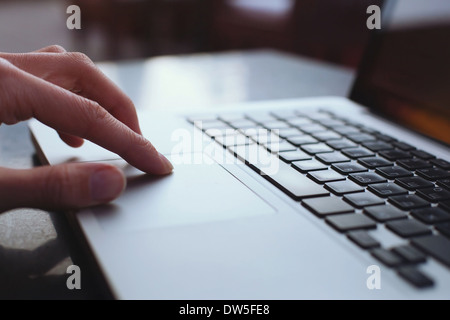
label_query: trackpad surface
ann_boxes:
[90,155,275,232]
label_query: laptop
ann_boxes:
[29,0,450,299]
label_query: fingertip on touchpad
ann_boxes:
[89,154,276,232]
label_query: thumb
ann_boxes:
[0,163,126,212]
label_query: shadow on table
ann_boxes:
[0,210,110,300]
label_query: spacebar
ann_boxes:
[229,144,329,200]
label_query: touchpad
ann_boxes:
[90,154,276,232]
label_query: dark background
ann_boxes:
[0,0,383,68]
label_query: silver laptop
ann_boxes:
[29,0,450,299]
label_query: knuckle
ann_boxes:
[42,45,67,53]
[123,134,156,159]
[80,100,111,136]
[65,51,94,67]
[89,101,110,123]
[62,52,97,91]
[136,135,156,151]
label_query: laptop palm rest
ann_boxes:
[88,155,276,233]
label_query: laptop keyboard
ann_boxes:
[187,108,450,289]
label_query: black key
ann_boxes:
[397,267,434,288]
[344,192,385,208]
[230,144,329,200]
[416,187,450,203]
[439,200,450,212]
[358,157,393,169]
[397,158,432,171]
[388,194,430,210]
[386,219,431,238]
[395,176,434,191]
[326,214,376,232]
[325,180,364,196]
[437,178,450,190]
[315,152,350,164]
[361,141,393,152]
[430,158,450,170]
[360,127,379,135]
[375,166,413,179]
[341,148,375,159]
[411,235,450,267]
[371,248,403,267]
[298,124,328,134]
[287,135,318,146]
[277,127,303,139]
[379,149,412,161]
[331,162,368,175]
[326,139,357,150]
[392,245,427,264]
[392,141,415,151]
[346,133,376,143]
[333,126,360,135]
[411,207,450,224]
[266,141,297,153]
[301,143,334,155]
[229,143,272,169]
[373,133,397,142]
[292,159,328,173]
[363,205,407,222]
[278,150,312,163]
[349,172,387,186]
[410,149,435,160]
[312,131,341,141]
[416,167,450,181]
[325,180,365,195]
[302,197,354,217]
[368,182,408,198]
[307,170,345,184]
[435,222,450,238]
[347,230,380,249]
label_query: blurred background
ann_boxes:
[0,0,383,68]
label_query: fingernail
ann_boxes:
[90,167,126,202]
[159,152,174,173]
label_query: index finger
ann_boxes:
[0,50,142,135]
[0,59,173,175]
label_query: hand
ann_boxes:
[0,45,173,212]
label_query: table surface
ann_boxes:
[0,49,354,299]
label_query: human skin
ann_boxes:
[0,45,173,212]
